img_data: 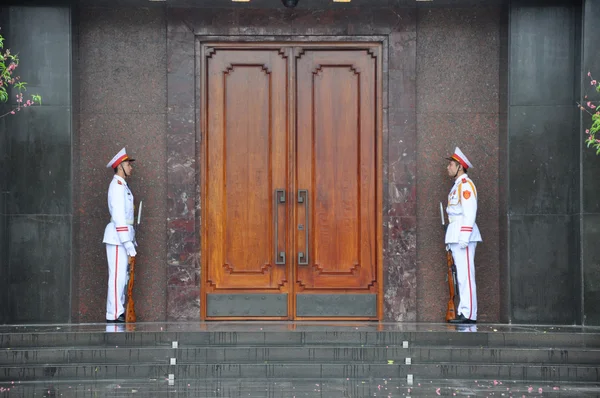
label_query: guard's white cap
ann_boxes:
[106,147,135,169]
[446,147,473,170]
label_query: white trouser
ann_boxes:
[448,242,477,321]
[105,243,129,321]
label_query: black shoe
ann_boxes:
[448,314,476,324]
[106,314,126,323]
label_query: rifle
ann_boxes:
[126,200,142,323]
[441,202,458,322]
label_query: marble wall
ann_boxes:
[71,4,506,323]
[415,7,503,322]
[3,2,595,325]
[74,7,168,322]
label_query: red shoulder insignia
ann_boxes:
[461,178,467,184]
[117,180,122,185]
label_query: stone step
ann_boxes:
[1,362,599,383]
[2,329,600,349]
[2,345,599,366]
[2,378,599,398]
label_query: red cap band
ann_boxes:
[111,154,129,169]
[452,154,469,170]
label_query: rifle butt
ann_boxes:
[445,300,456,322]
[126,300,136,323]
[125,256,137,323]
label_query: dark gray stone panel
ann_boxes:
[583,214,600,326]
[509,5,579,106]
[296,294,377,317]
[7,215,71,323]
[207,294,287,317]
[508,105,578,215]
[4,106,71,215]
[509,215,578,324]
[7,7,71,107]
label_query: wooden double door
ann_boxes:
[201,43,382,320]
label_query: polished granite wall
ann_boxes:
[0,7,73,323]
[29,1,596,324]
[68,4,509,323]
[73,7,168,322]
[166,5,506,322]
[415,7,503,322]
[166,6,421,321]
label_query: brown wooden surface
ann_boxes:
[201,43,381,320]
[295,49,378,296]
[204,48,290,296]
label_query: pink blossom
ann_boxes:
[586,129,591,134]
[10,111,14,114]
[592,80,598,85]
[589,71,592,77]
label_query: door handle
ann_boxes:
[297,189,309,265]
[274,189,286,265]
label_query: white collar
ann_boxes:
[114,175,128,185]
[453,173,469,185]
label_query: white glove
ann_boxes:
[458,240,468,249]
[124,241,137,257]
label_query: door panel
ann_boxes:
[202,44,381,320]
[203,49,290,309]
[295,50,378,303]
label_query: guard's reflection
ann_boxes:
[105,323,126,333]
[456,324,477,333]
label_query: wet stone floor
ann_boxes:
[1,378,600,398]
[1,322,599,397]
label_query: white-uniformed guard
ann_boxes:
[103,148,136,323]
[445,147,481,324]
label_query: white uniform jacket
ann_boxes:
[445,174,482,244]
[103,175,135,245]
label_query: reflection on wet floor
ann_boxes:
[1,378,600,397]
